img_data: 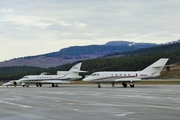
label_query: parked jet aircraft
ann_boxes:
[3,62,87,87]
[83,58,169,88]
[3,80,16,87]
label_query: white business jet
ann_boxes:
[83,58,169,88]
[2,80,17,87]
[4,62,87,87]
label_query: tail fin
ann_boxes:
[141,58,169,75]
[69,62,87,73]
[68,62,87,81]
[69,62,82,72]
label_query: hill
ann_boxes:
[0,41,157,68]
[106,40,180,57]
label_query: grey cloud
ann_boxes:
[0,0,180,42]
[1,0,180,61]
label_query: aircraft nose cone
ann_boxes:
[2,83,9,86]
[83,75,91,82]
[82,77,88,82]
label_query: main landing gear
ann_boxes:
[122,82,135,88]
[22,84,29,87]
[122,82,127,88]
[112,82,115,87]
[97,82,135,88]
[98,83,101,88]
[97,82,115,88]
[130,83,134,88]
[52,83,58,87]
[36,83,42,87]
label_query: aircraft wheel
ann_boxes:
[122,83,127,88]
[36,84,39,87]
[112,82,115,87]
[39,84,42,87]
[130,84,134,88]
[98,83,101,88]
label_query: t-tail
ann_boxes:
[69,62,87,73]
[67,62,88,80]
[140,58,169,78]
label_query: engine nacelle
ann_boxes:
[13,81,17,87]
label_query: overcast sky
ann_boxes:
[0,0,180,61]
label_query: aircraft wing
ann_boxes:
[115,77,141,82]
[39,80,71,84]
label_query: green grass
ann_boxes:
[159,65,180,79]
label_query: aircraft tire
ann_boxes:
[112,82,115,87]
[98,83,101,88]
[122,83,127,88]
[130,84,134,88]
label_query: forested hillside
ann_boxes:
[0,63,78,81]
[0,66,44,81]
[106,42,180,57]
[81,51,179,73]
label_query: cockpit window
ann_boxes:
[91,73,100,76]
[91,74,95,76]
[23,76,29,79]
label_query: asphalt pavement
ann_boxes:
[0,84,180,120]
